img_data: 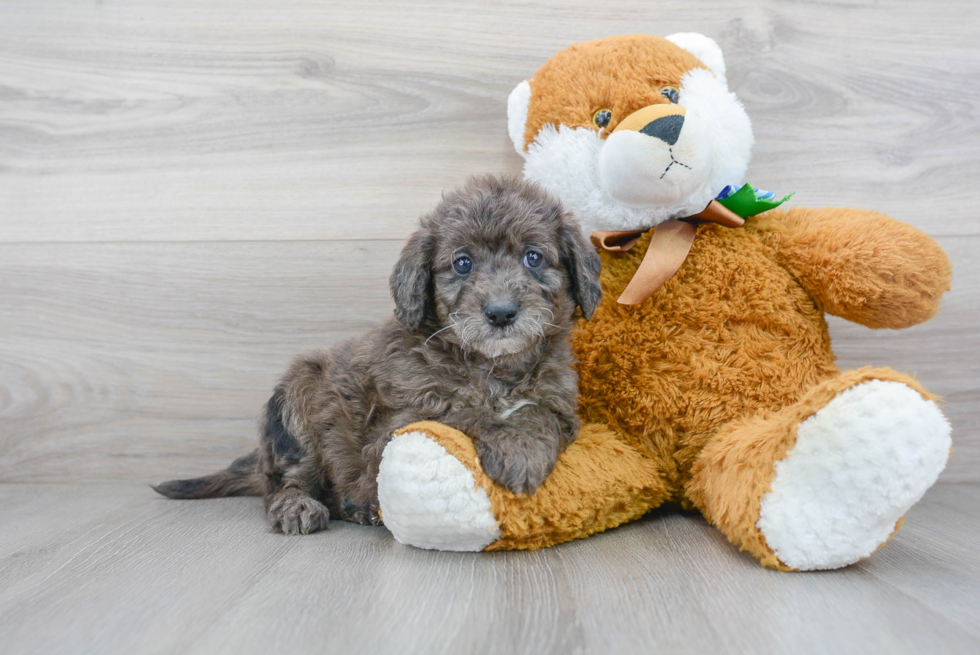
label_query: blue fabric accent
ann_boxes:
[716,184,739,200]
[716,184,776,202]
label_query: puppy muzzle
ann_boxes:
[597,104,712,207]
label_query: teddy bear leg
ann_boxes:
[377,421,668,551]
[687,367,951,571]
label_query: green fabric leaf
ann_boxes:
[718,183,794,218]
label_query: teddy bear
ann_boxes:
[374,33,954,571]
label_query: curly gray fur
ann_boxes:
[154,174,602,534]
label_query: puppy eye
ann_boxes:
[592,108,612,129]
[523,249,544,270]
[452,255,472,275]
[660,86,680,104]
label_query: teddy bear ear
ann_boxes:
[507,79,532,158]
[665,33,727,80]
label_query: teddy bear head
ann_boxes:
[508,33,754,236]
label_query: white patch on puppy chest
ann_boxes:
[757,380,951,571]
[377,431,501,551]
[499,399,537,420]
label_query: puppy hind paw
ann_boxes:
[268,493,330,535]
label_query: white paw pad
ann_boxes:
[377,431,501,551]
[757,380,951,570]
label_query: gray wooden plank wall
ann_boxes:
[1,0,978,484]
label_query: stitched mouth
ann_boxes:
[659,147,692,180]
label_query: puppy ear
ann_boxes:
[389,227,434,331]
[559,220,603,320]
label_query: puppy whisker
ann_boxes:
[457,315,478,347]
[425,322,457,347]
[485,358,498,385]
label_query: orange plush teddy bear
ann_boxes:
[375,33,953,570]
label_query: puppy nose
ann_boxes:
[484,301,519,328]
[640,114,684,145]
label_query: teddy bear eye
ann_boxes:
[660,86,680,104]
[592,108,612,129]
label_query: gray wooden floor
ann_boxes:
[1,482,978,655]
[2,0,979,653]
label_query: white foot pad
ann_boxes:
[757,380,951,570]
[377,431,501,551]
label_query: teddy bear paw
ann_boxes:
[377,430,501,551]
[757,380,951,570]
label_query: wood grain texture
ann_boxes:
[0,241,401,482]
[0,0,977,484]
[0,0,978,243]
[0,482,978,655]
[0,235,976,483]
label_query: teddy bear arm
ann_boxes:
[773,206,952,329]
[377,421,669,551]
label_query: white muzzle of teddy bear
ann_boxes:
[511,65,754,236]
[597,105,712,208]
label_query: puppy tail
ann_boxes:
[152,449,264,499]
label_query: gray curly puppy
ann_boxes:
[154,174,602,535]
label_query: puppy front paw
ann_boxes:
[267,490,330,535]
[476,436,556,496]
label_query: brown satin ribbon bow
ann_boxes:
[591,200,745,305]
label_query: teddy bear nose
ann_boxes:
[640,114,684,146]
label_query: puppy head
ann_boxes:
[390,174,601,358]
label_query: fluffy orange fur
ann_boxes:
[395,421,667,551]
[688,367,936,570]
[523,35,705,146]
[396,35,952,567]
[398,209,949,565]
